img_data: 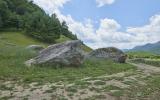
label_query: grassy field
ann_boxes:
[0,32,134,84]
[0,45,135,83]
[0,44,137,99]
[0,31,92,52]
[1,32,160,100]
[127,51,160,67]
[0,32,47,47]
[127,51,160,59]
[125,75,160,99]
[130,58,160,67]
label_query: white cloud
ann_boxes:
[33,0,160,49]
[96,0,115,7]
[33,0,70,14]
[77,15,160,49]
[65,16,100,43]
[64,17,135,49]
[97,19,129,43]
[127,14,160,43]
[33,0,129,49]
[32,0,94,41]
[98,18,120,31]
[90,15,160,49]
[90,18,135,49]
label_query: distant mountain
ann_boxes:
[128,41,160,54]
[122,49,130,52]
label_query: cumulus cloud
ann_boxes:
[33,0,70,14]
[96,18,122,42]
[33,0,160,49]
[64,17,135,49]
[89,18,135,49]
[76,15,160,49]
[96,0,115,7]
[65,17,100,43]
[89,15,160,49]
[127,14,160,43]
[33,0,130,49]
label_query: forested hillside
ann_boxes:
[0,0,77,43]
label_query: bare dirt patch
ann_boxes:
[1,63,160,100]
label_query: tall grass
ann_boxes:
[0,45,135,83]
[130,58,160,67]
[127,51,160,59]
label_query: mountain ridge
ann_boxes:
[128,41,160,54]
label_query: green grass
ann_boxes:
[93,81,106,85]
[55,35,72,43]
[130,58,160,67]
[102,85,122,92]
[127,51,160,67]
[84,95,106,100]
[0,31,92,53]
[123,80,136,85]
[74,81,91,89]
[0,32,47,47]
[44,89,54,93]
[127,51,160,59]
[0,45,135,83]
[0,96,15,100]
[126,75,160,99]
[0,84,13,91]
[89,87,101,92]
[66,86,78,93]
[80,44,92,52]
[0,31,135,84]
[111,90,124,97]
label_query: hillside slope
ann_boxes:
[0,32,47,47]
[0,0,77,43]
[129,41,160,54]
[0,31,92,52]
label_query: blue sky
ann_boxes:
[33,0,160,49]
[61,0,160,30]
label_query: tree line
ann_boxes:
[0,0,77,43]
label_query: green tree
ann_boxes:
[25,12,61,43]
[61,21,77,40]
[0,0,77,43]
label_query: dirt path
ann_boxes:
[128,62,160,74]
[1,63,160,100]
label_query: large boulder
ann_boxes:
[87,47,127,63]
[25,40,85,67]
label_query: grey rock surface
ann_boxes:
[25,40,85,67]
[87,47,127,63]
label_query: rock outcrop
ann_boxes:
[87,47,127,63]
[25,40,85,67]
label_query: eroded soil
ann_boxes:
[1,63,160,100]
